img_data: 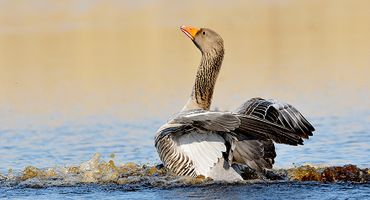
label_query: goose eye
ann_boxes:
[202,31,205,35]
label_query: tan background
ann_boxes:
[0,0,369,127]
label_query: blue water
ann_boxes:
[0,111,369,199]
[1,182,369,199]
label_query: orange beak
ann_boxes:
[180,25,200,40]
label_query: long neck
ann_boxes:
[182,50,224,111]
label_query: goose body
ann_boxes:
[155,25,315,181]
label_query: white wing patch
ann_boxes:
[176,132,226,177]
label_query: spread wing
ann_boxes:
[177,132,226,176]
[155,111,239,176]
[236,97,315,140]
[231,98,315,172]
[155,110,301,176]
[155,123,228,176]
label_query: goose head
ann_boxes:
[180,25,224,55]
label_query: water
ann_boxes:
[1,112,369,174]
[0,119,161,172]
[1,182,369,200]
[0,111,369,199]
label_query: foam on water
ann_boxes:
[1,153,369,191]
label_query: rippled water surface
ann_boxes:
[1,182,369,200]
[1,111,369,199]
[1,112,369,174]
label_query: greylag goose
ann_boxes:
[155,25,315,182]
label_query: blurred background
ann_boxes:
[1,0,369,128]
[0,0,369,170]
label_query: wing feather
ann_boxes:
[177,132,226,176]
[233,140,275,172]
[236,97,315,141]
[155,105,314,177]
[173,111,241,132]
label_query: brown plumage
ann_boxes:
[154,25,315,182]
